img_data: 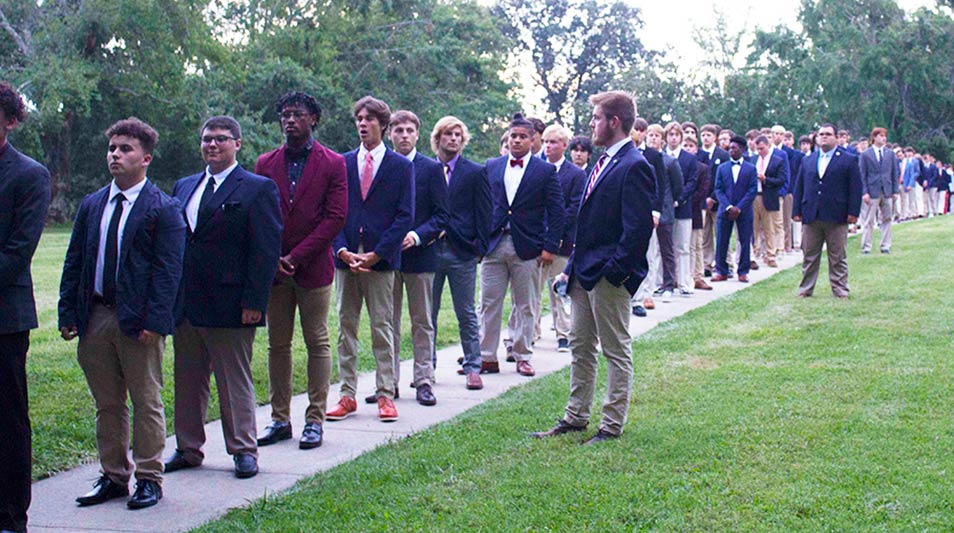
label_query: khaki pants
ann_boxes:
[691,227,705,281]
[799,221,849,297]
[78,304,165,484]
[752,195,777,261]
[173,320,257,462]
[782,193,794,251]
[905,187,918,219]
[336,268,396,399]
[266,278,332,424]
[674,219,692,291]
[479,234,536,362]
[702,208,716,267]
[860,197,893,252]
[393,271,436,388]
[535,255,570,340]
[633,229,660,302]
[564,278,633,436]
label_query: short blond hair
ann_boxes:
[663,121,683,139]
[647,123,664,136]
[430,116,471,154]
[542,124,571,143]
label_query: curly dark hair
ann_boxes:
[275,91,321,125]
[0,81,26,123]
[105,117,159,154]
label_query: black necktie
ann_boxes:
[199,175,216,214]
[103,193,126,306]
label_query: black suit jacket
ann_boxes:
[0,144,51,335]
[59,180,185,337]
[699,146,731,204]
[173,165,283,328]
[641,146,665,214]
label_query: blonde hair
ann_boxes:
[542,124,571,143]
[430,116,471,154]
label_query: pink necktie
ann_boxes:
[759,157,767,174]
[361,151,374,200]
[584,154,608,201]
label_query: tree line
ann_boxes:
[2,0,952,221]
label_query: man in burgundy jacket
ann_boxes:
[253,92,347,450]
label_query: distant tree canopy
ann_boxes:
[1,0,952,220]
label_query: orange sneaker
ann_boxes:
[643,298,656,310]
[377,396,398,422]
[325,396,357,421]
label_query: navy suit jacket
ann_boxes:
[554,160,587,257]
[59,180,185,337]
[485,155,564,261]
[566,141,654,296]
[714,161,759,219]
[442,156,491,260]
[781,145,803,195]
[671,149,697,219]
[753,153,787,211]
[699,146,731,204]
[641,146,665,213]
[334,147,414,271]
[401,152,448,273]
[793,149,863,225]
[173,166,282,328]
[0,144,51,335]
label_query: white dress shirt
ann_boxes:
[756,154,771,192]
[725,159,743,212]
[95,178,147,296]
[357,141,386,182]
[185,161,238,231]
[505,154,528,205]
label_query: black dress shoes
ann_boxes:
[365,387,399,404]
[257,421,292,446]
[233,453,258,479]
[127,480,162,509]
[299,422,323,449]
[531,419,586,439]
[632,305,647,317]
[163,450,200,473]
[76,476,128,506]
[416,384,437,406]
[583,428,620,445]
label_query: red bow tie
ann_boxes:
[510,158,524,168]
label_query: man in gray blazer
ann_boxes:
[0,81,51,532]
[859,127,899,254]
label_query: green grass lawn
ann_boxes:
[197,216,954,532]
[28,228,529,479]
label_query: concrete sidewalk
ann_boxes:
[29,252,802,532]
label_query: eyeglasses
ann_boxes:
[816,132,835,136]
[201,135,236,144]
[280,110,310,120]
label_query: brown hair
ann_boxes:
[105,117,159,154]
[353,95,392,130]
[588,91,636,133]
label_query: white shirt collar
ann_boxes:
[402,148,417,161]
[604,137,632,159]
[205,161,238,184]
[550,155,565,171]
[668,146,682,158]
[109,177,147,203]
[358,141,386,161]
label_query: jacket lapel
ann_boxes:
[365,150,391,201]
[87,188,110,258]
[290,144,324,210]
[271,147,293,213]
[119,182,154,264]
[195,166,244,233]
[582,144,627,206]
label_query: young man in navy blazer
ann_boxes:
[430,116,491,391]
[59,118,185,509]
[698,124,731,276]
[0,82,50,531]
[254,92,348,451]
[479,113,564,378]
[663,122,697,297]
[533,90,654,444]
[326,96,413,422]
[536,124,586,351]
[751,136,788,268]
[165,115,282,480]
[711,136,758,283]
[378,110,447,406]
[793,123,862,298]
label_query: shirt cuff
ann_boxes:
[409,231,421,246]
[652,210,660,219]
[336,247,349,258]
[725,204,734,212]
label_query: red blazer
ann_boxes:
[255,140,348,289]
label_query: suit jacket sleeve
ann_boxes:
[474,167,492,256]
[764,159,787,189]
[848,158,863,218]
[669,159,684,205]
[142,198,186,335]
[242,179,283,312]
[373,161,414,261]
[0,162,51,287]
[890,155,900,195]
[288,158,348,267]
[413,165,448,245]
[543,170,565,254]
[715,166,731,211]
[675,155,696,208]
[793,163,805,218]
[859,152,871,195]
[564,168,585,243]
[58,198,89,329]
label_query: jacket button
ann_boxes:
[507,210,512,215]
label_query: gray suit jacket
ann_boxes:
[0,143,51,334]
[859,146,899,198]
